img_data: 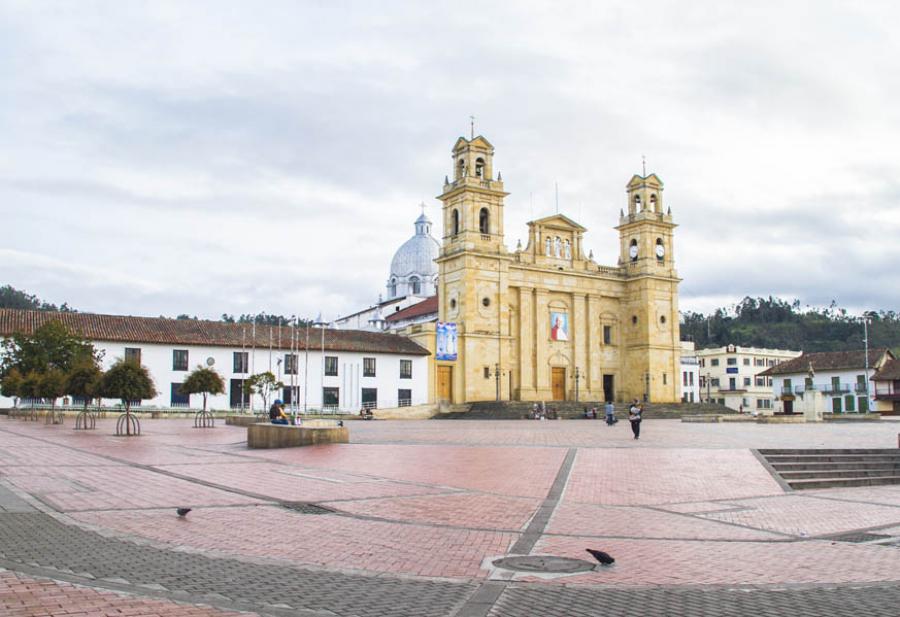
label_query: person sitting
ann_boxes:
[269,400,289,425]
[359,407,374,420]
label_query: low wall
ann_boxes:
[823,413,881,422]
[349,404,438,420]
[247,422,349,449]
[756,415,806,424]
[681,414,757,423]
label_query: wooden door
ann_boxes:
[551,367,566,401]
[437,366,452,402]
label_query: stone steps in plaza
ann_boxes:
[758,448,900,490]
[437,401,732,420]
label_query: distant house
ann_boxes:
[871,357,900,416]
[759,348,893,415]
[696,345,801,413]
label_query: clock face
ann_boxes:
[629,244,638,260]
[656,244,665,258]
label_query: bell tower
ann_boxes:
[616,172,681,403]
[436,134,513,403]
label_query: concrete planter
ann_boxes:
[247,422,349,449]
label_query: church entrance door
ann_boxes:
[551,367,566,401]
[603,374,615,403]
[437,366,453,403]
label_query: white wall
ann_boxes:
[1,339,429,413]
[769,368,873,413]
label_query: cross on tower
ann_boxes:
[642,154,647,177]
[469,115,475,139]
[419,201,426,216]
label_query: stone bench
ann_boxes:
[247,422,349,449]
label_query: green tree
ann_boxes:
[66,361,103,414]
[19,371,42,408]
[37,368,67,420]
[179,366,225,412]
[100,360,156,435]
[243,371,283,411]
[0,367,24,407]
[1,320,99,377]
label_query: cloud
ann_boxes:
[1,1,898,322]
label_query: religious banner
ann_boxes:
[436,322,458,361]
[550,312,569,341]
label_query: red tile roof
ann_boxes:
[759,349,892,376]
[0,309,429,356]
[872,357,900,381]
[385,295,439,322]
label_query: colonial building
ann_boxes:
[697,345,801,412]
[760,348,891,415]
[871,356,900,415]
[421,135,683,403]
[0,309,429,413]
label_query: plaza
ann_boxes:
[2,416,900,616]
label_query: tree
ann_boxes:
[1,320,99,377]
[243,371,283,412]
[100,360,156,436]
[37,368,67,421]
[66,361,103,414]
[0,285,75,312]
[180,366,225,412]
[0,368,23,407]
[19,371,42,408]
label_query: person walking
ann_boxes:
[605,401,616,426]
[628,402,642,439]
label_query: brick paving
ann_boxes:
[1,417,900,616]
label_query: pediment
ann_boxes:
[529,213,586,232]
[452,135,494,152]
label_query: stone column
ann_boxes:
[572,292,587,401]
[535,288,551,398]
[518,286,535,398]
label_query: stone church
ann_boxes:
[413,134,682,404]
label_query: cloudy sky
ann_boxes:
[2,1,898,321]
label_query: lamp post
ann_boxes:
[705,372,711,404]
[574,367,581,402]
[314,313,328,412]
[863,312,872,413]
[644,372,650,403]
[489,363,506,402]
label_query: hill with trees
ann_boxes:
[681,297,900,353]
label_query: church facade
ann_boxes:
[428,135,682,404]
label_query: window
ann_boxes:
[125,347,141,364]
[650,194,657,211]
[844,395,855,412]
[389,278,397,297]
[726,358,737,366]
[755,377,765,387]
[284,354,298,375]
[743,358,750,366]
[699,359,705,368]
[363,357,376,377]
[711,378,720,387]
[629,238,638,262]
[229,378,250,408]
[400,359,412,379]
[172,349,189,371]
[744,377,751,387]
[324,356,338,376]
[689,373,694,386]
[683,371,688,386]
[452,210,459,235]
[711,359,720,367]
[282,386,300,405]
[729,377,736,390]
[545,237,552,256]
[457,158,465,178]
[754,358,765,367]
[663,373,667,385]
[398,389,412,407]
[484,366,490,379]
[475,157,485,178]
[361,388,378,410]
[409,276,421,295]
[322,387,339,408]
[564,239,571,259]
[479,208,490,234]
[233,352,249,374]
[634,194,642,211]
[170,383,189,407]
[603,325,612,345]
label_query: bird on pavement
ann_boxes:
[176,508,192,517]
[585,549,615,565]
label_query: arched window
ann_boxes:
[629,238,638,262]
[656,237,665,261]
[649,194,657,211]
[545,237,552,256]
[554,237,561,258]
[475,157,485,178]
[389,278,397,298]
[479,208,490,234]
[452,209,460,235]
[457,158,466,179]
[634,195,642,211]
[409,276,421,295]
[564,239,571,259]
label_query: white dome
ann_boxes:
[387,213,439,299]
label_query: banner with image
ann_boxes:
[436,322,458,361]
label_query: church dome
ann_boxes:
[387,212,440,299]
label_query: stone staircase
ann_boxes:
[758,449,900,490]
[435,400,732,420]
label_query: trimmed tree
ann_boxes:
[67,361,103,414]
[1,367,24,408]
[37,368,67,423]
[180,366,225,412]
[101,360,156,436]
[20,371,42,409]
[244,371,283,413]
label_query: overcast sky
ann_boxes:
[2,1,898,322]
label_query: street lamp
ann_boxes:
[863,312,874,413]
[574,367,581,402]
[488,363,506,401]
[705,372,711,404]
[314,313,328,412]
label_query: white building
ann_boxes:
[680,341,700,403]
[0,309,430,413]
[871,356,900,415]
[760,348,892,415]
[697,345,801,413]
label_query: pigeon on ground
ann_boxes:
[176,508,192,517]
[586,549,615,565]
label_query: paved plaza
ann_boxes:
[1,417,900,616]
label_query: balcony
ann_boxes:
[855,384,869,394]
[822,383,851,395]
